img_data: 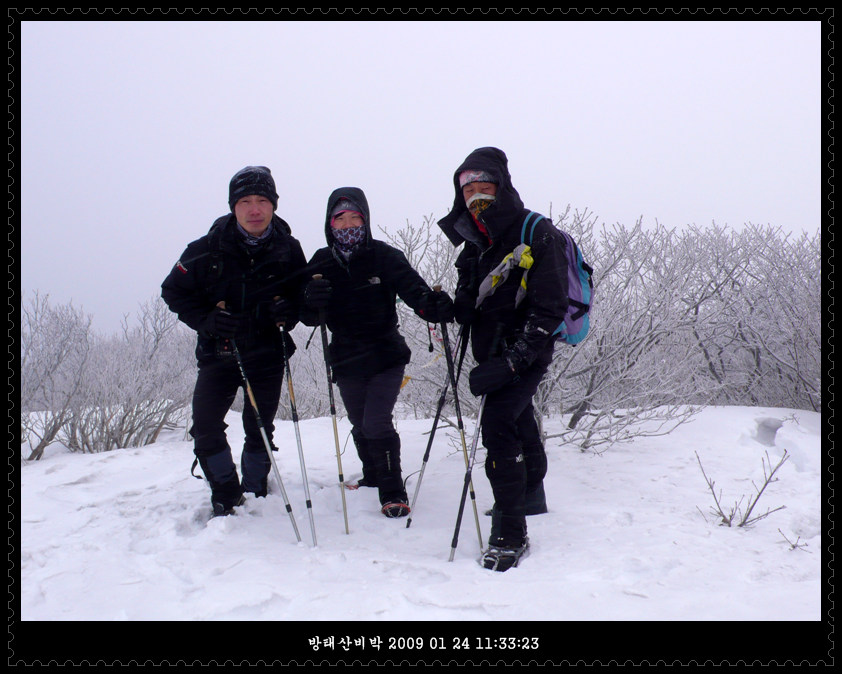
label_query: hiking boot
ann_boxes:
[381,498,411,518]
[480,538,530,572]
[211,494,246,518]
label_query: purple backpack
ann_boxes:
[521,211,593,345]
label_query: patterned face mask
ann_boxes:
[466,192,496,219]
[332,224,366,251]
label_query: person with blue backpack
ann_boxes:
[438,146,592,571]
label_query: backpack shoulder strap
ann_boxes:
[520,211,545,246]
[205,219,227,281]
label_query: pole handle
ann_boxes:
[273,295,286,328]
[312,274,327,325]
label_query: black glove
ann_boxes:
[469,357,517,396]
[202,306,244,339]
[453,290,476,326]
[503,340,534,375]
[270,297,297,327]
[419,290,455,324]
[305,278,332,310]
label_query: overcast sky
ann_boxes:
[19,20,822,334]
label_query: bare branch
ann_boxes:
[739,450,790,527]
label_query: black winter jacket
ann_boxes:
[161,213,307,363]
[301,187,436,379]
[438,147,569,366]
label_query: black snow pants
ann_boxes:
[190,347,284,509]
[336,364,407,505]
[479,360,549,547]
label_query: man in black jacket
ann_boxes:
[161,166,307,517]
[438,147,569,571]
[300,187,453,518]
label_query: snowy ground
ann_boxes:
[16,405,827,664]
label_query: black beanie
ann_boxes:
[228,166,279,211]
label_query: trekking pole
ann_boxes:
[276,302,318,547]
[448,393,487,562]
[405,325,462,529]
[437,309,484,551]
[441,323,485,550]
[216,302,301,544]
[312,275,350,534]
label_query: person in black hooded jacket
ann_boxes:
[300,187,454,518]
[438,147,569,571]
[161,166,307,518]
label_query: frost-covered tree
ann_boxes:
[538,213,715,451]
[719,225,820,411]
[20,292,92,460]
[61,296,195,453]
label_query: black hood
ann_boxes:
[324,186,373,248]
[437,146,525,246]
